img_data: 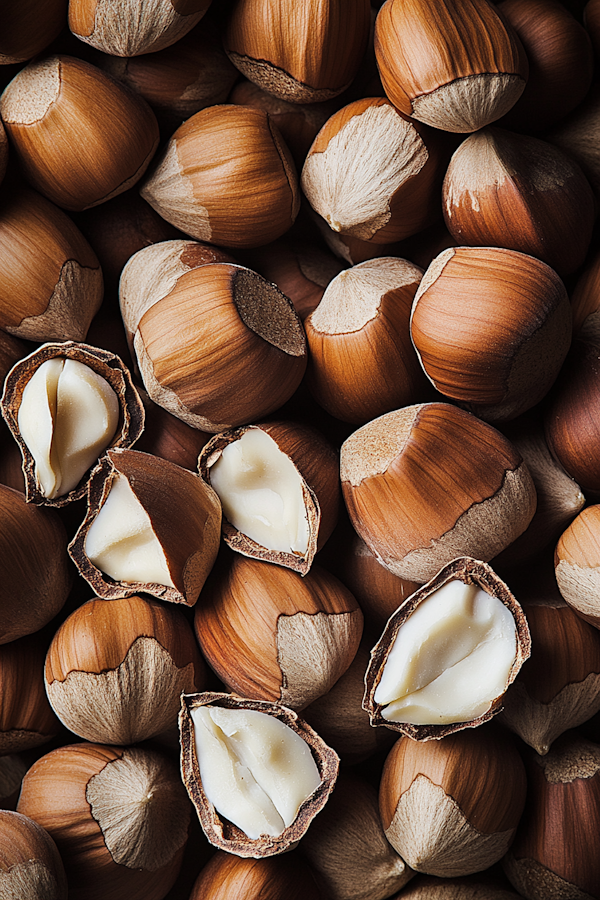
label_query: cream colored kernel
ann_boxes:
[374,580,517,724]
[17,357,120,499]
[84,473,174,587]
[191,706,321,840]
[209,429,309,555]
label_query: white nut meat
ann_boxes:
[191,705,321,839]
[17,358,119,499]
[374,579,517,725]
[209,428,309,555]
[83,473,174,587]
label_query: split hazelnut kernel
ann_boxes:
[191,705,321,840]
[1,342,144,505]
[17,358,119,501]
[364,558,531,739]
[69,448,221,606]
[180,692,339,857]
[199,421,339,574]
[373,578,517,726]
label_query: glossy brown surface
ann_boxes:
[194,553,361,704]
[375,0,527,123]
[499,0,593,132]
[17,743,186,900]
[0,186,102,340]
[225,0,371,100]
[545,340,600,492]
[45,594,204,682]
[0,633,60,751]
[142,105,299,248]
[0,810,67,899]
[341,404,535,579]
[188,850,326,900]
[518,601,600,703]
[0,56,159,211]
[507,735,600,897]
[137,263,307,430]
[0,484,70,644]
[411,248,572,422]
[442,130,595,276]
[380,726,527,835]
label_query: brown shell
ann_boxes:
[363,557,531,740]
[1,342,145,507]
[69,448,221,606]
[198,421,339,575]
[179,691,339,858]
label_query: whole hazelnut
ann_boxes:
[0,55,159,211]
[141,104,299,248]
[374,0,528,132]
[224,0,371,104]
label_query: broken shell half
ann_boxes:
[69,448,222,606]
[363,557,531,740]
[198,421,339,575]
[1,342,144,506]
[179,692,339,858]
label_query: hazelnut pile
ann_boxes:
[0,1,600,899]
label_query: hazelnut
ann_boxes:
[340,403,537,582]
[69,447,221,606]
[301,97,444,244]
[0,632,60,754]
[442,130,595,277]
[0,185,103,341]
[374,0,528,132]
[1,341,145,505]
[188,850,327,900]
[555,504,600,630]
[0,809,67,900]
[198,420,339,575]
[0,55,159,211]
[0,483,71,644]
[300,772,414,900]
[544,338,600,494]
[498,0,594,133]
[68,0,212,56]
[503,733,600,899]
[194,552,363,711]
[17,742,191,900]
[140,104,300,248]
[410,247,572,422]
[180,691,339,857]
[224,0,371,104]
[304,256,430,424]
[363,557,531,739]
[499,575,600,754]
[380,725,527,876]
[44,594,208,744]
[0,1,66,64]
[99,22,238,128]
[122,258,307,432]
